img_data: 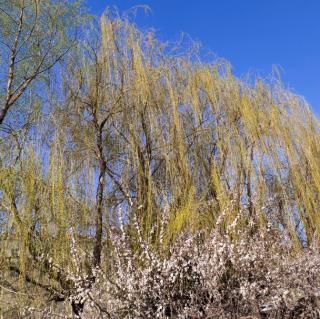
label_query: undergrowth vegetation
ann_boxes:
[26,207,320,318]
[1,2,320,318]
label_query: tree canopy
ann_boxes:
[1,2,320,318]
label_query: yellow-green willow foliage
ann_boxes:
[2,7,320,315]
[53,11,320,250]
[62,12,319,247]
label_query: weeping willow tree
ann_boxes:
[1,4,320,317]
[62,11,319,246]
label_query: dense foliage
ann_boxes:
[1,1,320,318]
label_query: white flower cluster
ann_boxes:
[27,212,320,318]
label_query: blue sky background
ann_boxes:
[85,1,320,115]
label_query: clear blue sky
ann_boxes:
[85,1,320,115]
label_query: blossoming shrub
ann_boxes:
[94,225,319,318]
[28,213,320,319]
